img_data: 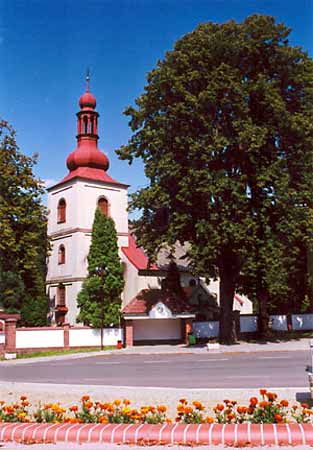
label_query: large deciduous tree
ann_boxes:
[117,15,313,343]
[0,120,49,325]
[77,208,124,328]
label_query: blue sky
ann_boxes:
[1,0,312,204]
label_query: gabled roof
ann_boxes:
[122,234,157,271]
[122,287,194,316]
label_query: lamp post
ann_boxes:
[95,265,106,350]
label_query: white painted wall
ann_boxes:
[47,179,128,239]
[47,176,129,325]
[16,327,123,349]
[69,328,123,346]
[0,334,5,344]
[149,302,172,318]
[133,319,181,341]
[292,314,313,331]
[16,329,64,349]
[47,182,78,235]
[193,321,219,338]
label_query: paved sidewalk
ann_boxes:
[1,338,311,366]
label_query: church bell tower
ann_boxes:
[46,74,129,325]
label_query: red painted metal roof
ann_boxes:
[122,234,157,271]
[234,294,244,306]
[49,167,127,190]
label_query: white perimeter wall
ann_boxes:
[16,329,64,349]
[193,321,219,338]
[292,314,313,331]
[16,328,122,349]
[193,315,290,337]
[69,328,123,346]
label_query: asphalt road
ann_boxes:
[1,350,310,388]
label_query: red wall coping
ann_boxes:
[0,314,20,320]
[0,422,312,446]
[17,327,65,331]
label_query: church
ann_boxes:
[46,76,251,345]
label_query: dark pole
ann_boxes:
[100,278,104,351]
[95,265,105,351]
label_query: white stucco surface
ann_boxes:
[133,319,181,341]
[69,328,123,346]
[16,330,64,348]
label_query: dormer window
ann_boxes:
[57,198,66,223]
[58,245,65,265]
[98,197,109,216]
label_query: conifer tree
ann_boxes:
[77,208,124,329]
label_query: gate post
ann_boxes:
[4,318,17,359]
[125,320,133,347]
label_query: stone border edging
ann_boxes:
[0,422,313,446]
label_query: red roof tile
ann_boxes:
[122,288,194,315]
[122,234,157,271]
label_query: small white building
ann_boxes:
[46,78,252,345]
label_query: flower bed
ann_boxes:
[0,390,312,425]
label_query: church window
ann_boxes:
[83,116,88,134]
[90,118,94,134]
[98,197,109,216]
[57,198,66,223]
[58,245,65,265]
[57,284,66,306]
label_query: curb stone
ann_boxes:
[0,422,313,446]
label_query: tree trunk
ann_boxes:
[257,289,271,339]
[219,272,237,345]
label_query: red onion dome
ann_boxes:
[66,145,109,171]
[79,91,96,109]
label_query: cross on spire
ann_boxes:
[86,68,90,92]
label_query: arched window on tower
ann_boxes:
[83,116,88,134]
[57,199,66,223]
[98,197,109,216]
[57,284,66,306]
[90,118,94,134]
[58,245,65,265]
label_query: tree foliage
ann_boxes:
[0,120,48,325]
[77,208,124,327]
[117,15,313,342]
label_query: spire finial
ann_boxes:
[86,68,90,92]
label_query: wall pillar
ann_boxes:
[184,318,193,345]
[63,323,70,349]
[4,318,17,359]
[125,320,133,347]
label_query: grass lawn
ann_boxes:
[12,346,116,360]
[243,330,313,343]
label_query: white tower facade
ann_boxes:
[46,78,129,325]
